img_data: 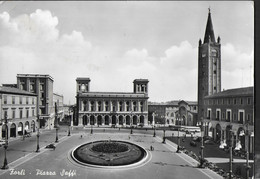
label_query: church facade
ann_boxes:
[75,78,149,127]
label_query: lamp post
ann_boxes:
[36,114,40,152]
[55,102,59,143]
[162,129,166,143]
[199,119,205,168]
[245,122,251,179]
[130,124,133,134]
[1,114,9,169]
[67,108,71,136]
[176,127,181,153]
[91,124,93,134]
[227,126,233,179]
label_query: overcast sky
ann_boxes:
[0,1,254,104]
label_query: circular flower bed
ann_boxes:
[71,140,147,167]
[92,141,128,153]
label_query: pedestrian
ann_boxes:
[80,135,82,139]
[150,145,154,151]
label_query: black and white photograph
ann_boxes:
[0,1,255,179]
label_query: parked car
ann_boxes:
[45,143,56,150]
[0,140,6,147]
[204,139,215,145]
[190,141,197,147]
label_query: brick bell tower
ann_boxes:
[198,8,221,122]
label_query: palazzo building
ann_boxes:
[0,86,37,140]
[75,78,149,127]
[197,9,254,156]
[148,100,197,126]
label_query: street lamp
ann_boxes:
[1,114,9,169]
[176,127,181,153]
[162,129,166,143]
[245,122,251,179]
[36,114,40,152]
[130,124,133,134]
[91,124,93,134]
[199,119,205,168]
[67,108,71,136]
[153,125,156,137]
[55,102,59,143]
[228,128,234,179]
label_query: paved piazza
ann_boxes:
[0,128,222,179]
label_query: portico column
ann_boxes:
[102,116,105,125]
[78,115,83,126]
[123,116,126,126]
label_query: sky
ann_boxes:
[0,1,254,104]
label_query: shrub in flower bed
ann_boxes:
[92,141,128,153]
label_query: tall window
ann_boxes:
[233,99,237,105]
[238,110,244,123]
[32,98,34,105]
[12,110,15,119]
[32,109,35,117]
[140,102,143,112]
[126,101,130,111]
[241,98,243,105]
[12,96,15,104]
[112,102,116,112]
[133,102,137,111]
[4,96,7,104]
[207,109,211,119]
[26,97,29,104]
[98,101,102,111]
[105,101,109,111]
[226,110,231,122]
[4,110,8,118]
[40,84,44,91]
[216,109,220,120]
[20,97,22,104]
[119,101,123,111]
[247,98,251,105]
[20,109,23,118]
[91,101,95,111]
[83,101,87,111]
[26,109,29,118]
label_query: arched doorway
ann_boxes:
[105,115,109,125]
[216,124,222,142]
[97,115,102,126]
[18,122,23,136]
[83,115,88,125]
[31,120,36,132]
[140,116,144,124]
[2,124,8,139]
[133,116,137,125]
[112,115,116,125]
[90,115,95,125]
[10,123,16,137]
[25,121,29,132]
[119,116,123,125]
[126,116,130,125]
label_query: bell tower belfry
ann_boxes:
[198,8,221,121]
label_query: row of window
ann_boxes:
[81,100,145,112]
[207,108,253,124]
[3,96,36,105]
[19,80,45,92]
[205,97,252,106]
[3,107,35,119]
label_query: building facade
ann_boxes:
[197,10,254,156]
[148,100,197,126]
[16,74,62,129]
[75,78,149,127]
[0,86,37,140]
[203,87,254,154]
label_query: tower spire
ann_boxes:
[203,8,215,43]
